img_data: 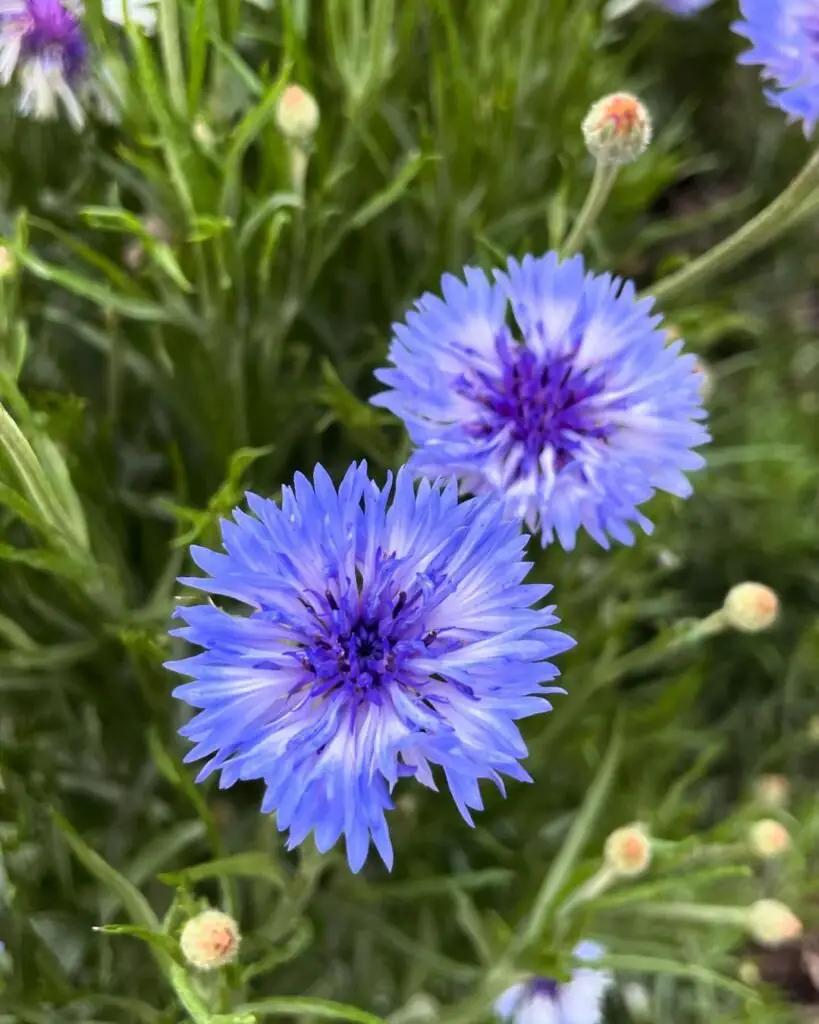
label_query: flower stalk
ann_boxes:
[561,161,620,256]
[648,148,819,305]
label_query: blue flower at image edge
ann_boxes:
[0,0,156,129]
[656,0,716,13]
[734,0,819,136]
[372,252,709,550]
[167,464,574,871]
[496,942,613,1024]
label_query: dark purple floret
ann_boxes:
[529,977,561,999]
[454,330,612,478]
[20,0,87,80]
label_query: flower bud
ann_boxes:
[747,899,802,947]
[275,84,320,142]
[748,819,791,859]
[582,92,652,166]
[737,960,760,986]
[753,773,790,810]
[622,981,651,1020]
[809,715,819,743]
[0,245,14,278]
[722,582,779,633]
[193,117,215,147]
[604,823,652,877]
[692,357,713,401]
[179,909,240,970]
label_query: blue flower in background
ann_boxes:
[167,463,573,872]
[495,942,613,1024]
[372,253,708,551]
[733,0,819,137]
[0,0,156,129]
[656,0,716,13]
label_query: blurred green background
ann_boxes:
[1,1,818,1021]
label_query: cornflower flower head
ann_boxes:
[495,942,613,1024]
[733,0,819,136]
[167,463,574,872]
[0,0,156,130]
[372,253,709,550]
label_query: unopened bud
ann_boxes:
[809,716,819,743]
[622,981,651,1020]
[604,824,652,877]
[275,84,320,142]
[692,357,713,401]
[0,245,14,278]
[193,117,215,147]
[749,819,791,859]
[722,582,779,633]
[754,774,790,810]
[179,909,240,970]
[582,92,652,166]
[737,960,760,986]
[747,899,802,947]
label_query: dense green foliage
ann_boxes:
[1,1,818,1022]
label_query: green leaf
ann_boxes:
[600,954,753,998]
[51,811,167,969]
[236,998,387,1023]
[239,192,304,250]
[99,821,208,921]
[157,0,186,117]
[363,868,512,900]
[346,151,432,232]
[147,728,214,830]
[187,0,208,112]
[10,247,177,323]
[452,890,492,964]
[93,923,184,966]
[207,33,263,97]
[219,64,292,217]
[0,542,89,583]
[27,215,145,295]
[516,716,623,950]
[161,852,286,889]
[241,918,313,983]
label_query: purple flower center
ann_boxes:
[19,0,87,80]
[529,977,561,1000]
[454,331,610,477]
[285,551,465,709]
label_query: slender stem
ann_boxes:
[169,963,213,1024]
[557,864,618,919]
[647,148,819,305]
[157,0,187,118]
[561,161,620,256]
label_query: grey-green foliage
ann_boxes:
[0,1,818,1022]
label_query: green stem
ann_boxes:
[169,963,213,1024]
[561,161,620,256]
[626,901,749,929]
[157,0,187,118]
[647,148,819,305]
[557,863,618,919]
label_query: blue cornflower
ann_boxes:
[655,0,716,13]
[733,0,819,136]
[167,463,573,872]
[495,943,613,1024]
[0,0,156,129]
[372,253,708,551]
